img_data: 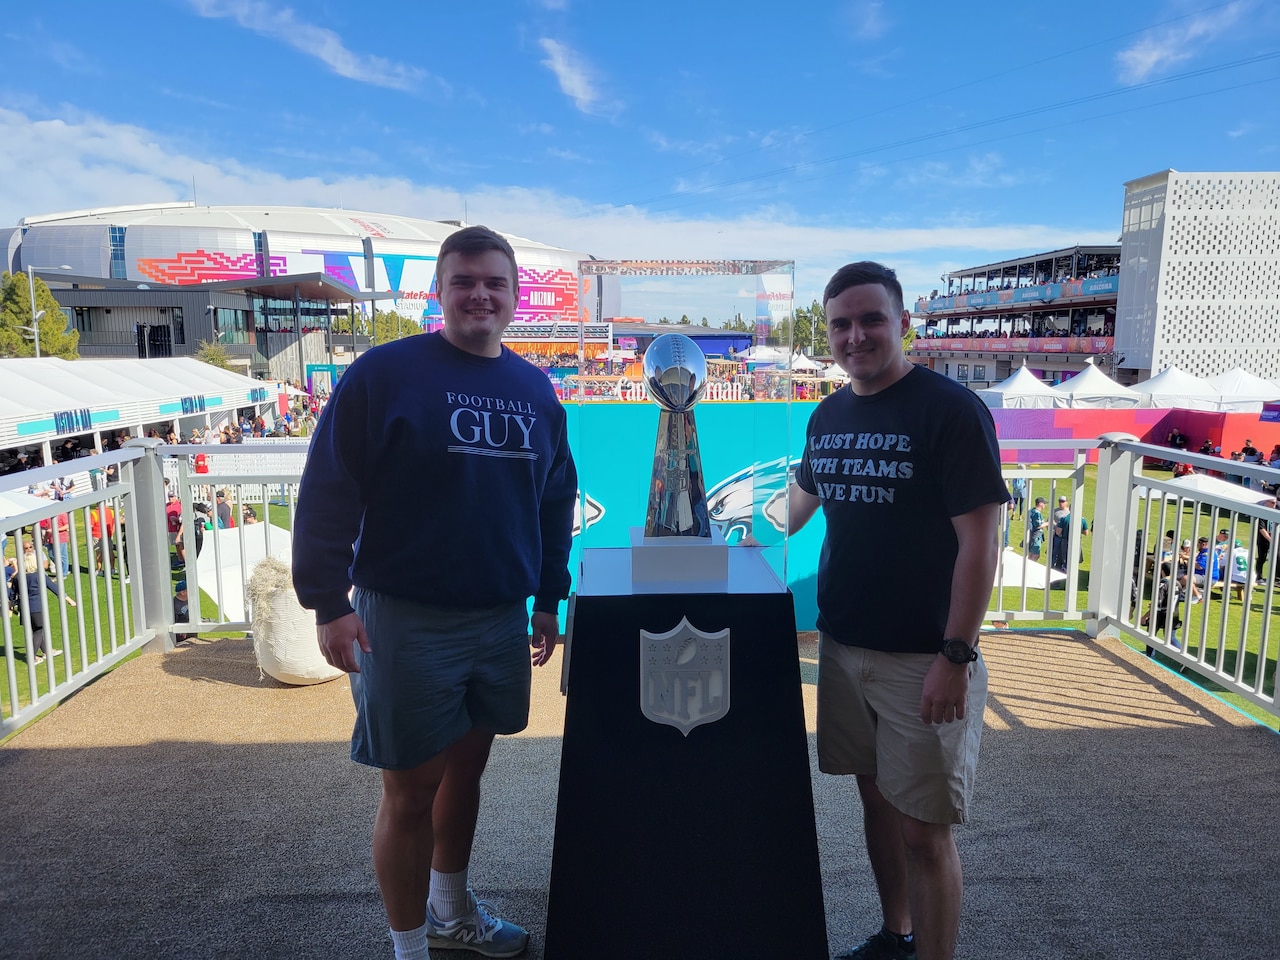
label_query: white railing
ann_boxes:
[2,447,149,735]
[1093,437,1278,717]
[4,434,1276,735]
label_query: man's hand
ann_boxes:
[920,655,971,724]
[530,610,560,667]
[317,611,371,673]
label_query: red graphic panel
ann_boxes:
[516,267,578,323]
[136,250,288,284]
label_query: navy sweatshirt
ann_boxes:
[292,332,577,625]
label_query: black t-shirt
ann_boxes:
[796,366,1009,653]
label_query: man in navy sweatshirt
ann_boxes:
[293,225,577,960]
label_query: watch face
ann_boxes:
[944,640,977,662]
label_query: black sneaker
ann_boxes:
[835,927,917,960]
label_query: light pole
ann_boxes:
[22,265,72,358]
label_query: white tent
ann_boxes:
[789,353,824,372]
[0,488,51,523]
[1208,367,1280,413]
[1051,359,1142,409]
[823,363,849,380]
[1137,473,1275,509]
[976,364,1061,409]
[193,523,294,623]
[0,357,287,452]
[994,547,1066,588]
[1129,365,1221,411]
[741,346,789,364]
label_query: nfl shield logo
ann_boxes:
[639,617,731,736]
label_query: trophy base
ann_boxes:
[545,576,828,959]
[629,526,727,592]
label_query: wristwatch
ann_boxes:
[942,638,979,664]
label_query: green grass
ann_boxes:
[993,464,1279,730]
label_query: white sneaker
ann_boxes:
[426,894,528,958]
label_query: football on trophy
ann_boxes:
[643,333,708,413]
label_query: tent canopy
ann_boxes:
[789,353,824,371]
[1052,360,1141,409]
[0,357,288,451]
[1129,365,1221,411]
[1208,367,1280,412]
[977,364,1060,409]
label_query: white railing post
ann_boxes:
[1089,432,1139,638]
[123,438,175,653]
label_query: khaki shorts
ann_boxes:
[816,635,987,824]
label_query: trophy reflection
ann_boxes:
[644,333,711,538]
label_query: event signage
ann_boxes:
[180,395,208,415]
[911,337,1113,354]
[53,407,93,434]
[581,259,793,277]
[916,276,1120,314]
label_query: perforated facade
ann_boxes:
[1115,170,1280,379]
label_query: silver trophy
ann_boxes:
[644,333,711,538]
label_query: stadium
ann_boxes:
[1,201,615,380]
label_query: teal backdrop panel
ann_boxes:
[564,400,826,631]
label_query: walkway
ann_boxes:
[2,631,1277,959]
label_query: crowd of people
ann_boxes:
[920,319,1116,339]
[921,267,1121,301]
[1165,429,1280,492]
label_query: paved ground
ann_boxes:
[1,630,1278,959]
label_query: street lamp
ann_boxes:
[23,264,72,358]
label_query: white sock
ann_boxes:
[428,868,471,923]
[389,923,430,960]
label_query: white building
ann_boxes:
[1115,170,1280,379]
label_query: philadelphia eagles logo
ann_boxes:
[705,456,799,543]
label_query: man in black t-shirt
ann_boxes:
[790,262,1008,960]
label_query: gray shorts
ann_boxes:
[349,588,532,771]
[816,635,988,825]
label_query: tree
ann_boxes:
[373,309,423,344]
[194,339,233,370]
[793,300,827,355]
[700,317,710,327]
[678,314,690,325]
[0,271,80,359]
[658,317,671,324]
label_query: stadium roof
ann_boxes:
[38,271,400,303]
[947,245,1120,279]
[18,201,575,256]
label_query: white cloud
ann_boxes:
[1115,1,1247,84]
[0,106,1114,308]
[188,0,436,93]
[902,153,1029,190]
[538,38,610,114]
[1228,120,1259,138]
[848,1,889,40]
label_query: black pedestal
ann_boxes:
[544,581,827,959]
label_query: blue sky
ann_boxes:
[2,0,1278,320]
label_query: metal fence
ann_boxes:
[3,434,1276,736]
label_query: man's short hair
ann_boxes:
[822,261,904,314]
[436,225,519,289]
[1035,497,1047,505]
